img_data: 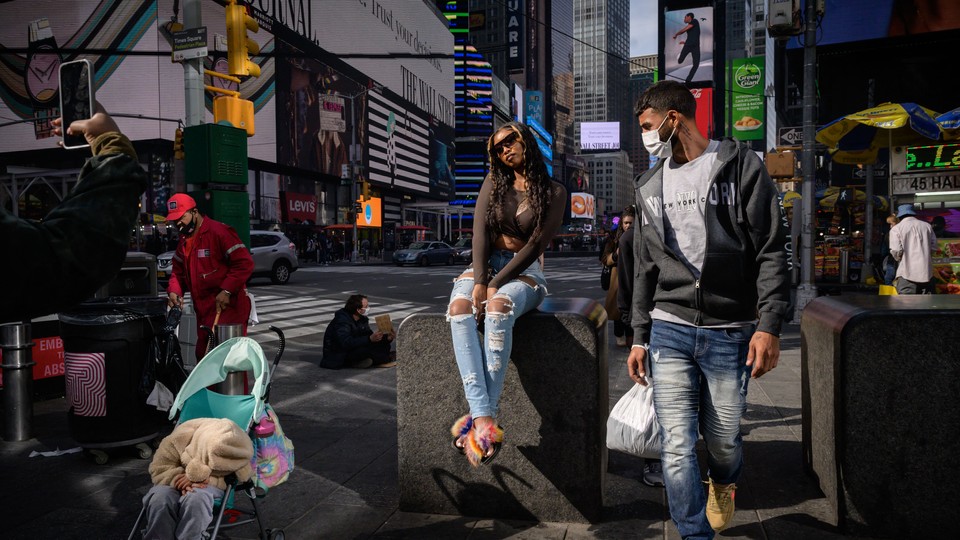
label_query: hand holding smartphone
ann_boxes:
[58,59,95,149]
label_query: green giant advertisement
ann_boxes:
[731,57,764,141]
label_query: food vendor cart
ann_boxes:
[889,142,960,294]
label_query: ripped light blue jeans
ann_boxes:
[448,250,547,418]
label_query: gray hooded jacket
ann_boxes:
[630,138,791,344]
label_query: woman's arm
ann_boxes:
[472,176,494,285]
[488,183,567,288]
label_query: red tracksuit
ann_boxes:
[167,217,254,361]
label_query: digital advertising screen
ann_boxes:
[788,0,960,48]
[571,192,596,220]
[580,122,621,151]
[663,5,714,86]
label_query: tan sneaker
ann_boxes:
[705,479,736,531]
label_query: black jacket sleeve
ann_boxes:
[0,133,147,323]
[740,147,792,335]
[616,227,635,325]
[631,221,659,345]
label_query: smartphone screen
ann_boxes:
[59,59,94,149]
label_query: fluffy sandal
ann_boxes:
[465,423,504,467]
[450,414,472,455]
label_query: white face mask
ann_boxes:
[642,114,676,158]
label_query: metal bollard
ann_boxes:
[840,249,850,285]
[1,323,36,441]
[214,324,245,395]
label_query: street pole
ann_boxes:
[351,94,359,263]
[182,0,204,127]
[793,0,818,320]
[862,78,875,283]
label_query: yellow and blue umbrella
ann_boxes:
[816,102,943,164]
[780,190,801,209]
[936,106,960,139]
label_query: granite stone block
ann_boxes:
[396,298,608,523]
[801,295,960,537]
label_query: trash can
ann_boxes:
[58,297,166,455]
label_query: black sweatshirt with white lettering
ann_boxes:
[630,138,792,344]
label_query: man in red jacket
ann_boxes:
[165,194,254,361]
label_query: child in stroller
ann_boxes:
[131,327,290,540]
[141,417,253,539]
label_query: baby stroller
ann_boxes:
[129,326,287,540]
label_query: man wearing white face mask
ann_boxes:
[626,81,790,539]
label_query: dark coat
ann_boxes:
[321,308,374,369]
[1,133,147,323]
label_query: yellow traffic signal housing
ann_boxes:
[213,95,255,136]
[225,1,260,77]
[174,127,185,160]
[360,180,370,201]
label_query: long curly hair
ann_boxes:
[485,122,553,241]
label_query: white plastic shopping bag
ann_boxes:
[606,377,661,459]
[247,290,259,325]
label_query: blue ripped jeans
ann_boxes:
[448,250,547,419]
[649,320,754,540]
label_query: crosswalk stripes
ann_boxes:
[245,292,432,343]
[297,263,598,283]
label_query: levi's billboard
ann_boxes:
[282,191,317,223]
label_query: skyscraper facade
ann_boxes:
[627,55,657,174]
[573,0,630,149]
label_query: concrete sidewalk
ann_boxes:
[0,320,857,539]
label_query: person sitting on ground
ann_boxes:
[320,294,396,369]
[141,418,253,540]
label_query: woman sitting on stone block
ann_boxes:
[448,122,567,467]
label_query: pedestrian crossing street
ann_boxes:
[244,290,431,344]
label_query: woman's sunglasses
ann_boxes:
[493,132,520,155]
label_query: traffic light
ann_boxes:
[360,179,370,201]
[225,0,260,77]
[174,127,184,160]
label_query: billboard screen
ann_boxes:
[367,88,430,194]
[663,5,714,85]
[580,122,621,151]
[290,0,455,126]
[788,0,960,48]
[571,192,596,220]
[357,197,382,228]
[731,57,764,141]
[690,87,713,139]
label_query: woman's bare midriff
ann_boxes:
[459,235,540,288]
[492,234,538,288]
[494,234,524,251]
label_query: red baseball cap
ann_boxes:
[166,193,197,222]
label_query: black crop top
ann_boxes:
[472,175,567,288]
